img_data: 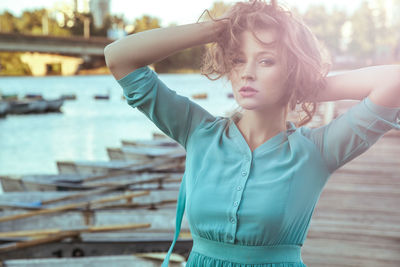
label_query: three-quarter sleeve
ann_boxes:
[306,96,400,173]
[117,66,216,149]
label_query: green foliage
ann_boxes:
[0,52,32,76]
[348,1,376,60]
[132,15,161,33]
[0,11,18,32]
[0,8,71,36]
[302,5,347,57]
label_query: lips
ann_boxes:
[239,86,258,92]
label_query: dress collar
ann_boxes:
[228,116,296,156]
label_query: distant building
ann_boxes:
[89,0,110,28]
[73,0,110,28]
[74,0,90,13]
[369,0,400,28]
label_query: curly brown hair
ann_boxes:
[198,0,332,127]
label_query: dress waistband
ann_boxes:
[191,233,303,264]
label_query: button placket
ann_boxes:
[227,154,251,244]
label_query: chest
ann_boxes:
[187,146,321,225]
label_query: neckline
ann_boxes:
[229,117,296,155]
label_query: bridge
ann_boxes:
[0,33,114,76]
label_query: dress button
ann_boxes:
[230,217,235,224]
[233,201,239,207]
[241,171,247,176]
[237,185,242,191]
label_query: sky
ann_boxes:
[0,0,363,27]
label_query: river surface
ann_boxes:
[0,72,236,180]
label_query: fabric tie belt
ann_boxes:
[191,233,303,264]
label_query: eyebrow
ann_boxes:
[256,51,276,56]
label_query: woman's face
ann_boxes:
[228,28,287,112]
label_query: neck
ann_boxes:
[235,106,287,146]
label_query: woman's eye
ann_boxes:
[232,58,245,64]
[260,59,274,65]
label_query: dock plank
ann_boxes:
[302,133,400,266]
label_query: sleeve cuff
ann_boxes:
[116,65,152,87]
[364,96,400,127]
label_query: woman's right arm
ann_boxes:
[104,19,228,150]
[104,20,225,80]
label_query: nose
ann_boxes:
[241,63,255,81]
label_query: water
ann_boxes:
[0,73,237,179]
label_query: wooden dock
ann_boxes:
[302,132,400,266]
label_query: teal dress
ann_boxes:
[116,66,400,267]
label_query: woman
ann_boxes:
[104,0,400,266]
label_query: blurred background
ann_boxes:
[0,1,399,266]
[1,0,400,177]
[0,0,400,76]
[0,0,400,177]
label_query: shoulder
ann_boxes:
[287,123,325,152]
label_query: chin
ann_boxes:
[238,103,262,110]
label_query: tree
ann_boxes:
[368,0,398,63]
[0,9,70,36]
[0,52,32,75]
[302,4,348,58]
[348,0,377,63]
[132,15,161,34]
[0,11,18,33]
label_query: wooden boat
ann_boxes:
[121,138,179,148]
[28,100,48,113]
[107,146,186,161]
[2,254,186,267]
[0,190,190,262]
[56,160,144,175]
[6,98,64,115]
[191,93,207,99]
[24,94,43,100]
[94,95,110,100]
[0,174,94,192]
[0,190,181,218]
[45,98,64,112]
[7,101,40,114]
[94,90,111,100]
[0,93,18,101]
[0,101,9,118]
[57,150,186,175]
[60,94,77,100]
[0,172,182,192]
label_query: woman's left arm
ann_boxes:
[309,64,400,107]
